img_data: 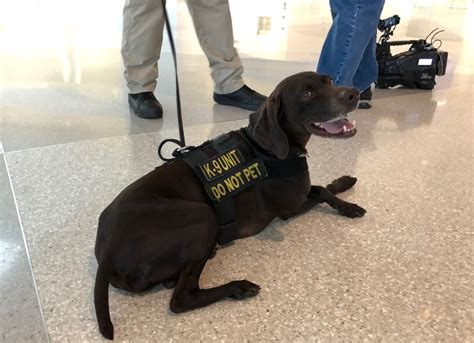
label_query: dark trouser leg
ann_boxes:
[317,0,385,89]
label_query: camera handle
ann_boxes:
[384,40,422,47]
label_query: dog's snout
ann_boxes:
[338,88,360,103]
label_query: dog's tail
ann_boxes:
[94,253,114,340]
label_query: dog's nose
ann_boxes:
[338,88,360,103]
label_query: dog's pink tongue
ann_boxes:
[321,119,353,134]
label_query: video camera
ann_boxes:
[376,15,448,90]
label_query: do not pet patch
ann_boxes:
[204,159,268,202]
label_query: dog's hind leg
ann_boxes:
[169,259,260,313]
[325,175,357,194]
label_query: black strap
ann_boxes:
[181,136,241,245]
[158,0,186,161]
[182,149,209,184]
[210,135,239,244]
[214,201,239,245]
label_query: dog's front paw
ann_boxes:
[228,280,261,300]
[338,203,366,218]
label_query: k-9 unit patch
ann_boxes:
[199,148,245,181]
[204,158,268,202]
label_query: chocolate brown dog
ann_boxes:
[94,72,366,339]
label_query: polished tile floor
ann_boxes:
[1,0,473,342]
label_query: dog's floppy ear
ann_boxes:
[252,91,289,159]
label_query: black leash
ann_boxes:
[158,0,187,161]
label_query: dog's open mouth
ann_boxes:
[306,116,357,138]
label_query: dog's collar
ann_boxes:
[243,125,308,159]
[239,127,308,180]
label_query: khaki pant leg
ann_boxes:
[185,0,244,94]
[122,0,165,93]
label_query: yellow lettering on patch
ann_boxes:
[230,175,241,188]
[222,154,236,169]
[218,183,226,196]
[230,150,240,164]
[223,174,243,192]
[212,160,222,174]
[199,149,245,181]
[218,157,229,171]
[224,178,236,191]
[252,162,262,176]
[204,158,267,202]
[211,186,221,200]
[235,172,244,185]
[202,163,215,179]
[249,165,258,179]
[243,168,251,182]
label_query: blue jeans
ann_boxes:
[317,0,385,91]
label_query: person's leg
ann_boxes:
[122,0,165,118]
[352,32,377,108]
[353,33,378,92]
[185,0,266,111]
[185,0,244,94]
[353,1,385,108]
[122,0,166,93]
[317,0,385,89]
[353,0,385,92]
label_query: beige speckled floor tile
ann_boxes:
[1,0,473,341]
[5,81,473,340]
[0,156,49,343]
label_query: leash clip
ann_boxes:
[158,138,186,162]
[172,145,197,158]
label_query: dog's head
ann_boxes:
[249,72,359,159]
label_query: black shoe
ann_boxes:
[358,87,372,109]
[213,85,267,111]
[360,87,372,101]
[128,92,163,119]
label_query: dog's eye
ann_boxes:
[302,90,313,100]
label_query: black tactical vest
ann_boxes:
[172,128,308,244]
